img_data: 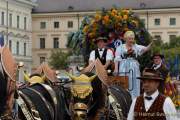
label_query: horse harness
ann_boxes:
[17,91,40,120]
[108,89,124,120]
[16,83,58,120]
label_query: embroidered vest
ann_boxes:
[95,49,107,65]
[134,94,166,120]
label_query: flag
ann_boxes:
[174,54,179,76]
[0,33,4,47]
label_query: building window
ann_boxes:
[17,15,20,28]
[16,41,19,55]
[154,35,161,41]
[40,22,46,29]
[54,21,59,28]
[24,43,26,56]
[140,18,145,25]
[40,38,45,49]
[169,35,176,41]
[154,18,160,26]
[9,40,12,51]
[24,17,27,30]
[9,13,12,27]
[170,18,176,26]
[53,37,59,48]
[40,57,45,64]
[1,12,4,25]
[68,21,73,28]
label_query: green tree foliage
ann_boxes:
[49,49,71,69]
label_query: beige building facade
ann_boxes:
[32,0,180,68]
[32,12,93,68]
[0,0,36,77]
[138,8,180,42]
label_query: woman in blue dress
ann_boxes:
[114,31,152,99]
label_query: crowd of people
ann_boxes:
[88,30,178,120]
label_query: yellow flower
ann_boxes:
[132,20,139,27]
[83,25,89,33]
[90,19,95,24]
[89,32,96,38]
[103,15,109,21]
[111,12,115,17]
[122,9,129,14]
[117,15,122,20]
[95,13,101,22]
[112,9,118,15]
[123,15,128,20]
[124,27,129,31]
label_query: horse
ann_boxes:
[0,46,66,120]
[66,59,132,120]
[66,72,132,120]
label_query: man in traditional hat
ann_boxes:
[127,68,177,120]
[88,37,113,119]
[148,53,169,93]
[89,36,113,70]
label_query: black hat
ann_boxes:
[137,68,163,81]
[94,37,108,43]
[151,53,164,59]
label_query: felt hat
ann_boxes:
[94,36,108,43]
[151,53,164,59]
[137,68,163,81]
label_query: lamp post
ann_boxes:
[77,13,80,30]
[140,2,149,31]
[6,0,9,45]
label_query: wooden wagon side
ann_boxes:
[108,76,129,89]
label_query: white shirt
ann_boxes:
[89,48,113,62]
[152,61,162,70]
[127,90,178,120]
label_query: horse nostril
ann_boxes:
[75,110,87,119]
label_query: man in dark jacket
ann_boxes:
[148,53,169,93]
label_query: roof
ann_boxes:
[33,0,180,13]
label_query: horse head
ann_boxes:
[0,47,17,119]
[23,63,58,86]
[24,73,46,85]
[67,73,97,119]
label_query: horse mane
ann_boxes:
[83,72,104,115]
[0,70,8,116]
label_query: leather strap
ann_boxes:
[17,95,34,120]
[19,91,41,120]
[26,87,54,120]
[108,90,123,120]
[37,83,58,120]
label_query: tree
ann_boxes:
[48,49,71,69]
